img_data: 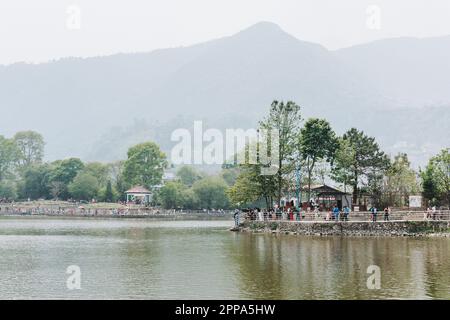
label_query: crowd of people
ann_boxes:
[232,204,450,227]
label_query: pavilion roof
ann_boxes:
[311,184,350,195]
[125,186,151,194]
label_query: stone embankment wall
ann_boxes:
[238,220,450,237]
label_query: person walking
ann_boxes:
[425,207,431,220]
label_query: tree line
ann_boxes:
[1,100,448,209]
[226,100,449,209]
[0,132,232,209]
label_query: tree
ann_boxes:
[13,131,45,168]
[260,100,302,206]
[49,158,85,199]
[383,153,419,207]
[421,148,450,207]
[158,181,188,209]
[332,128,389,205]
[176,166,203,186]
[221,166,240,186]
[192,176,230,209]
[0,135,19,181]
[228,165,277,209]
[20,163,53,200]
[103,180,115,202]
[299,118,338,200]
[0,180,17,200]
[68,172,100,201]
[82,162,110,186]
[122,142,167,189]
[421,164,438,206]
[331,139,356,193]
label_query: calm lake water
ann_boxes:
[0,217,449,300]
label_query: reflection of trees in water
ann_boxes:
[227,234,450,299]
[227,233,285,299]
[420,239,450,299]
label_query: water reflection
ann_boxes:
[229,233,450,299]
[0,217,449,299]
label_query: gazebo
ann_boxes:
[125,186,152,204]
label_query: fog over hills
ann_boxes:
[0,22,448,167]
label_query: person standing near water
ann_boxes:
[343,206,350,221]
[370,206,378,222]
[233,209,240,227]
[383,207,390,221]
[332,205,340,222]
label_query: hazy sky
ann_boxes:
[1,0,450,65]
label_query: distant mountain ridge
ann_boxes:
[0,21,448,166]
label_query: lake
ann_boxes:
[0,217,449,299]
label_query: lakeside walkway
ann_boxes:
[239,210,450,223]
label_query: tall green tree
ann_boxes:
[331,138,356,193]
[103,180,115,202]
[383,153,420,207]
[49,158,85,199]
[158,181,195,209]
[20,163,53,200]
[13,131,45,168]
[260,100,302,207]
[68,172,100,201]
[332,128,389,205]
[0,135,19,181]
[0,180,17,200]
[122,142,167,189]
[228,164,277,209]
[298,118,338,200]
[421,148,450,207]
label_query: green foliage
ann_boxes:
[192,176,230,209]
[221,166,240,186]
[20,163,53,199]
[421,148,450,207]
[158,181,194,209]
[49,158,85,199]
[299,118,338,198]
[0,135,19,181]
[82,162,110,186]
[50,158,85,185]
[332,128,389,204]
[13,131,45,169]
[176,166,203,186]
[122,142,167,189]
[0,180,17,200]
[382,154,420,207]
[228,164,277,208]
[260,100,302,206]
[68,172,100,201]
[103,180,115,202]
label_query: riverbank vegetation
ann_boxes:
[0,101,448,209]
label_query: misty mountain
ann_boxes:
[0,21,448,167]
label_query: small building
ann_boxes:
[310,185,352,210]
[125,186,152,204]
[281,184,352,211]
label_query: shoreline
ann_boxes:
[0,213,233,221]
[236,220,450,237]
